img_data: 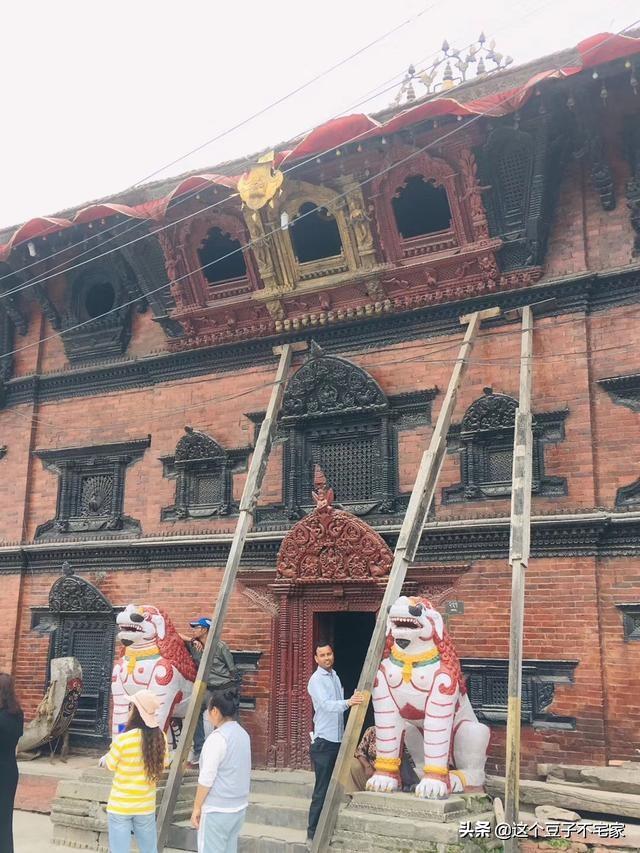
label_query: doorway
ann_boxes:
[314,611,376,736]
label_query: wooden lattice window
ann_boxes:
[497,141,533,231]
[461,658,577,729]
[161,427,250,520]
[443,388,568,503]
[617,604,640,642]
[280,344,396,517]
[34,438,150,539]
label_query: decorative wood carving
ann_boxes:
[277,467,393,582]
[599,373,640,412]
[240,585,279,617]
[268,553,471,768]
[461,658,577,728]
[161,427,250,520]
[281,341,387,422]
[49,561,112,614]
[246,178,362,304]
[61,254,144,363]
[370,145,468,262]
[158,206,260,316]
[624,115,640,257]
[616,603,640,642]
[280,343,404,517]
[34,437,150,539]
[479,116,570,271]
[459,148,491,241]
[443,388,568,503]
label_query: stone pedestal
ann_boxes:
[330,791,497,852]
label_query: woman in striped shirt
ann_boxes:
[102,690,169,853]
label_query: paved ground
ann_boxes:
[16,754,96,813]
[14,811,183,852]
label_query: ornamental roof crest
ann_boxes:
[276,467,393,584]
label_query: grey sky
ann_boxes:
[1,0,637,228]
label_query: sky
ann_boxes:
[0,0,638,229]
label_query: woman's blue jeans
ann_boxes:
[108,812,158,853]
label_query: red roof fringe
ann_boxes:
[1,33,638,263]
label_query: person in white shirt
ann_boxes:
[190,689,251,853]
[306,643,364,842]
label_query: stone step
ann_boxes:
[331,808,495,850]
[250,769,315,799]
[168,819,308,853]
[247,793,309,831]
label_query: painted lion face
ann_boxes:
[386,596,444,652]
[116,604,166,648]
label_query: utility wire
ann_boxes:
[0,22,635,373]
[0,1,441,288]
[0,0,559,291]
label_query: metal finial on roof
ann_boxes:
[392,34,514,106]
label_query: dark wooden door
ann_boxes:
[53,614,115,745]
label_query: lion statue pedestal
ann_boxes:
[111,604,196,737]
[367,595,490,800]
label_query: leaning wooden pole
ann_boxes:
[157,342,299,851]
[311,307,500,853]
[503,305,534,852]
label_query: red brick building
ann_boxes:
[0,32,639,778]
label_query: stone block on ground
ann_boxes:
[535,805,581,822]
[487,776,640,821]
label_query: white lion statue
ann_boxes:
[367,595,490,799]
[111,604,196,737]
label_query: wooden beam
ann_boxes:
[504,305,534,852]
[156,343,297,851]
[311,308,498,853]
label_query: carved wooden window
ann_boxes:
[198,227,247,285]
[275,180,359,284]
[157,208,258,309]
[34,438,150,539]
[443,388,567,503]
[61,256,139,363]
[46,563,116,744]
[161,427,250,520]
[478,120,569,270]
[290,202,343,263]
[370,149,466,263]
[392,176,452,239]
[616,604,640,642]
[280,345,395,517]
[461,658,577,729]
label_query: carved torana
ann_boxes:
[277,467,393,582]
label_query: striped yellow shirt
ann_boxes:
[105,728,168,815]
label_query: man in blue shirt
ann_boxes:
[306,643,364,842]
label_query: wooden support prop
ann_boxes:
[504,305,534,853]
[311,307,499,853]
[157,342,301,851]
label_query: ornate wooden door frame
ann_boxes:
[265,467,471,767]
[267,580,385,768]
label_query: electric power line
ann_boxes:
[0,0,565,293]
[0,21,635,379]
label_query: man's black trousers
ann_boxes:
[307,737,340,839]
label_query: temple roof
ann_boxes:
[1,30,639,257]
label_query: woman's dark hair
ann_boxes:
[0,673,22,715]
[126,705,166,783]
[207,688,239,719]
